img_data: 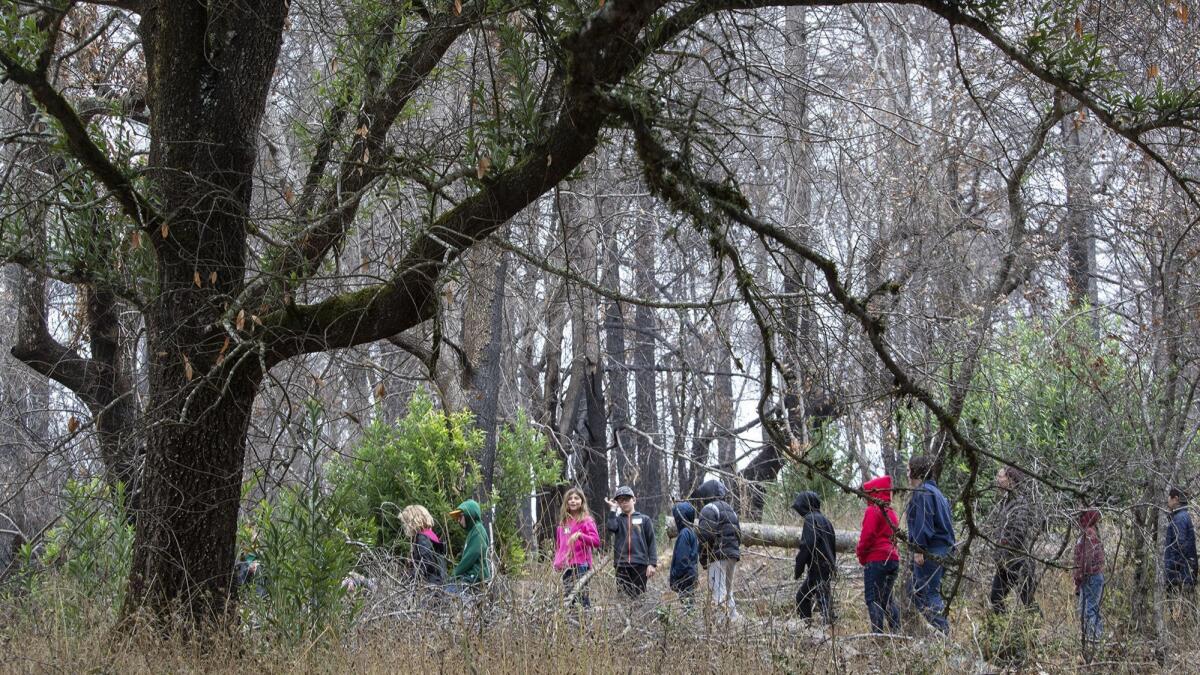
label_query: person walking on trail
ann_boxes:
[401,504,447,586]
[694,479,742,619]
[605,486,657,598]
[793,491,837,624]
[553,487,602,608]
[449,499,491,588]
[1073,507,1105,652]
[905,455,956,634]
[856,476,900,634]
[1165,487,1198,596]
[987,466,1040,614]
[669,501,700,605]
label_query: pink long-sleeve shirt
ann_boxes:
[553,516,602,570]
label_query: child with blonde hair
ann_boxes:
[401,504,446,585]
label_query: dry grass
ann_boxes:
[4,508,1200,673]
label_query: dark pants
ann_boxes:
[989,558,1037,614]
[796,570,834,623]
[911,557,949,633]
[671,575,697,606]
[863,560,900,633]
[616,564,648,598]
[562,564,591,608]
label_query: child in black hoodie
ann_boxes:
[793,491,837,623]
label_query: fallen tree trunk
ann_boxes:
[666,519,859,552]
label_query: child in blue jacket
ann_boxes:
[670,502,699,604]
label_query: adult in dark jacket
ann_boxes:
[906,455,955,634]
[605,485,657,598]
[670,502,699,602]
[693,479,741,619]
[1165,487,1198,593]
[793,491,837,623]
[987,466,1039,614]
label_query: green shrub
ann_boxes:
[37,477,133,610]
[328,391,562,568]
[328,389,481,554]
[244,399,359,646]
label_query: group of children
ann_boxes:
[384,455,1196,648]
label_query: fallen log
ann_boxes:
[666,519,859,553]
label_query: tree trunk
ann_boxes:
[122,1,288,624]
[632,214,662,519]
[471,251,509,502]
[666,518,857,552]
[602,213,634,486]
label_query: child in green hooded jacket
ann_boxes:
[450,499,491,585]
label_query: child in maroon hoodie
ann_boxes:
[1073,509,1104,648]
[857,475,901,633]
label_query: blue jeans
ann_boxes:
[1079,573,1103,641]
[911,556,949,633]
[864,560,900,633]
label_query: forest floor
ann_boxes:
[4,506,1200,673]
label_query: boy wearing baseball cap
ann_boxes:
[605,486,657,597]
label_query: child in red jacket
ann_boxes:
[1073,508,1104,651]
[857,475,901,633]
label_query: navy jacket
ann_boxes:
[1165,506,1198,585]
[906,479,956,556]
[669,502,699,592]
[793,491,837,581]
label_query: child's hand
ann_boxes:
[647,565,657,579]
[568,531,580,544]
[605,498,618,510]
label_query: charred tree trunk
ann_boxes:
[472,252,509,502]
[632,215,662,519]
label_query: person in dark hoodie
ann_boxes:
[1165,487,1198,596]
[449,499,490,588]
[793,491,837,623]
[670,501,700,605]
[401,504,447,586]
[605,485,657,598]
[1073,507,1104,651]
[856,476,900,633]
[987,466,1040,614]
[694,479,742,619]
[906,455,955,634]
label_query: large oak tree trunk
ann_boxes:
[121,1,287,623]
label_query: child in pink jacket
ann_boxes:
[554,486,602,607]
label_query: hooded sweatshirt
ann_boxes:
[451,499,491,583]
[670,502,700,591]
[1072,509,1104,590]
[856,476,900,565]
[693,479,741,565]
[793,491,836,581]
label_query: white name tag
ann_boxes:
[632,517,643,526]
